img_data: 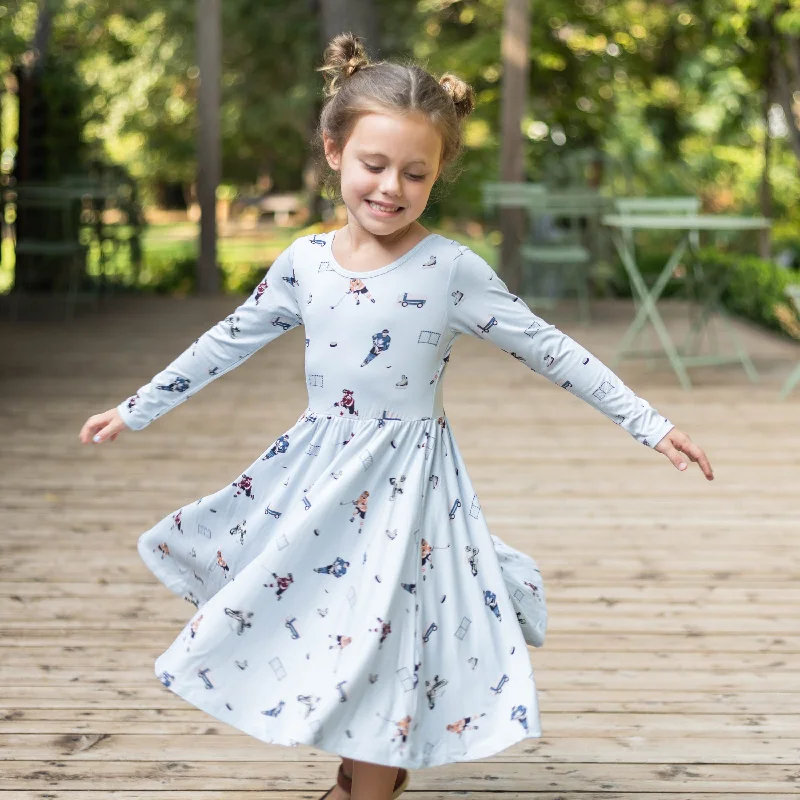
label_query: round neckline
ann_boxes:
[328,229,438,278]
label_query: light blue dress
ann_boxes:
[118,229,674,770]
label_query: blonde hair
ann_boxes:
[312,32,475,204]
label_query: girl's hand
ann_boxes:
[79,408,127,445]
[654,427,713,480]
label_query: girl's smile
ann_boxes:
[365,199,404,216]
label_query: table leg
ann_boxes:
[682,246,759,383]
[780,361,800,399]
[610,230,693,389]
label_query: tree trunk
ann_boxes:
[771,34,800,168]
[759,77,773,260]
[498,0,530,294]
[304,0,381,226]
[196,0,222,293]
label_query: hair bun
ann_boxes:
[318,32,370,97]
[439,73,475,120]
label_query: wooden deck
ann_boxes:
[2,295,799,799]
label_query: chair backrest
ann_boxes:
[13,184,75,209]
[482,182,546,212]
[613,196,700,215]
[526,190,612,218]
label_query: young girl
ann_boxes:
[80,33,713,800]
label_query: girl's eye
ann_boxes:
[364,165,425,181]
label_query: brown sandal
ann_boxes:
[318,763,410,799]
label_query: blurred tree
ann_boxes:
[13,0,88,293]
[196,0,221,292]
[2,0,798,248]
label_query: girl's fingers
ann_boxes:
[79,417,104,444]
[677,439,714,480]
[662,443,688,472]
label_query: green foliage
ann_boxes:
[695,246,800,340]
[2,0,798,216]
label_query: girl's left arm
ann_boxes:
[447,246,675,448]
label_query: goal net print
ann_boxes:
[592,380,614,401]
[454,616,471,640]
[524,320,542,338]
[396,665,416,692]
[418,330,441,346]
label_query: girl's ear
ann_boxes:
[323,131,341,171]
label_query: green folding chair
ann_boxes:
[10,184,91,321]
[519,190,612,324]
[481,182,547,214]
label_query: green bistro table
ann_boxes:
[601,213,772,389]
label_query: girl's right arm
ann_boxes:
[80,240,302,443]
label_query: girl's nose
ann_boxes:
[379,170,402,196]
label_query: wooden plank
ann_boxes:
[3,596,799,622]
[5,581,800,602]
[2,647,795,672]
[3,710,798,737]
[1,616,796,635]
[3,629,796,653]
[3,297,799,798]
[2,760,798,792]
[4,686,798,714]
[7,794,800,800]
[0,666,797,691]
[4,733,800,763]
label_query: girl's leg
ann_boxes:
[341,756,354,780]
[351,759,399,800]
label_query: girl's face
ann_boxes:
[324,111,443,236]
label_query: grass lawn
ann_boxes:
[0,220,496,295]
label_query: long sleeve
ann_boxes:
[117,240,303,431]
[447,246,674,448]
